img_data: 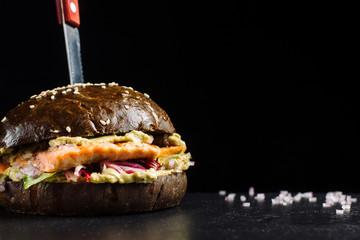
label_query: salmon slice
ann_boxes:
[12,142,186,173]
[0,163,9,173]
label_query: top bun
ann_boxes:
[0,83,175,148]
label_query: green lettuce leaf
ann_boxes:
[23,172,57,189]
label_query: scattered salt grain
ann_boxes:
[309,197,317,203]
[342,204,351,210]
[294,193,303,202]
[302,192,313,198]
[323,203,332,208]
[242,202,250,207]
[249,186,255,196]
[254,193,265,201]
[240,195,246,202]
[225,193,236,202]
[219,190,226,196]
[336,209,344,215]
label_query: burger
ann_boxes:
[0,82,193,215]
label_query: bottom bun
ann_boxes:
[0,172,187,216]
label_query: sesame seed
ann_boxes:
[106,119,110,125]
[51,95,55,100]
[36,96,42,100]
[100,120,107,126]
[62,91,67,95]
[30,95,37,99]
[66,126,71,133]
[29,105,35,109]
[124,105,130,110]
[101,86,106,89]
[66,88,72,92]
[144,93,150,98]
[73,91,80,95]
[1,117,7,122]
[50,129,60,133]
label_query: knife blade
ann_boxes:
[55,0,84,85]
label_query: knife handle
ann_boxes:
[55,0,80,27]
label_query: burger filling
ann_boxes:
[0,130,193,189]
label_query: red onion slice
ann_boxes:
[115,161,147,170]
[74,164,86,177]
[65,170,79,182]
[129,159,161,170]
[103,160,126,174]
[79,169,91,182]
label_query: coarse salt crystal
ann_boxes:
[240,195,246,202]
[309,197,317,203]
[294,193,302,202]
[218,190,226,196]
[336,209,344,215]
[323,203,332,208]
[342,204,351,210]
[255,193,265,201]
[225,193,236,202]
[242,202,250,207]
[302,192,313,198]
[249,186,255,196]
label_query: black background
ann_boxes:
[0,1,356,193]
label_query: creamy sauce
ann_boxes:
[90,152,191,184]
[49,130,154,146]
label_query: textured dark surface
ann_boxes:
[0,84,175,148]
[1,192,360,240]
[0,172,187,216]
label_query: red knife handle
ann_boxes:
[55,0,80,27]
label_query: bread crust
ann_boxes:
[0,172,187,216]
[0,84,175,148]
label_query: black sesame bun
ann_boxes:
[0,83,188,216]
[0,83,175,148]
